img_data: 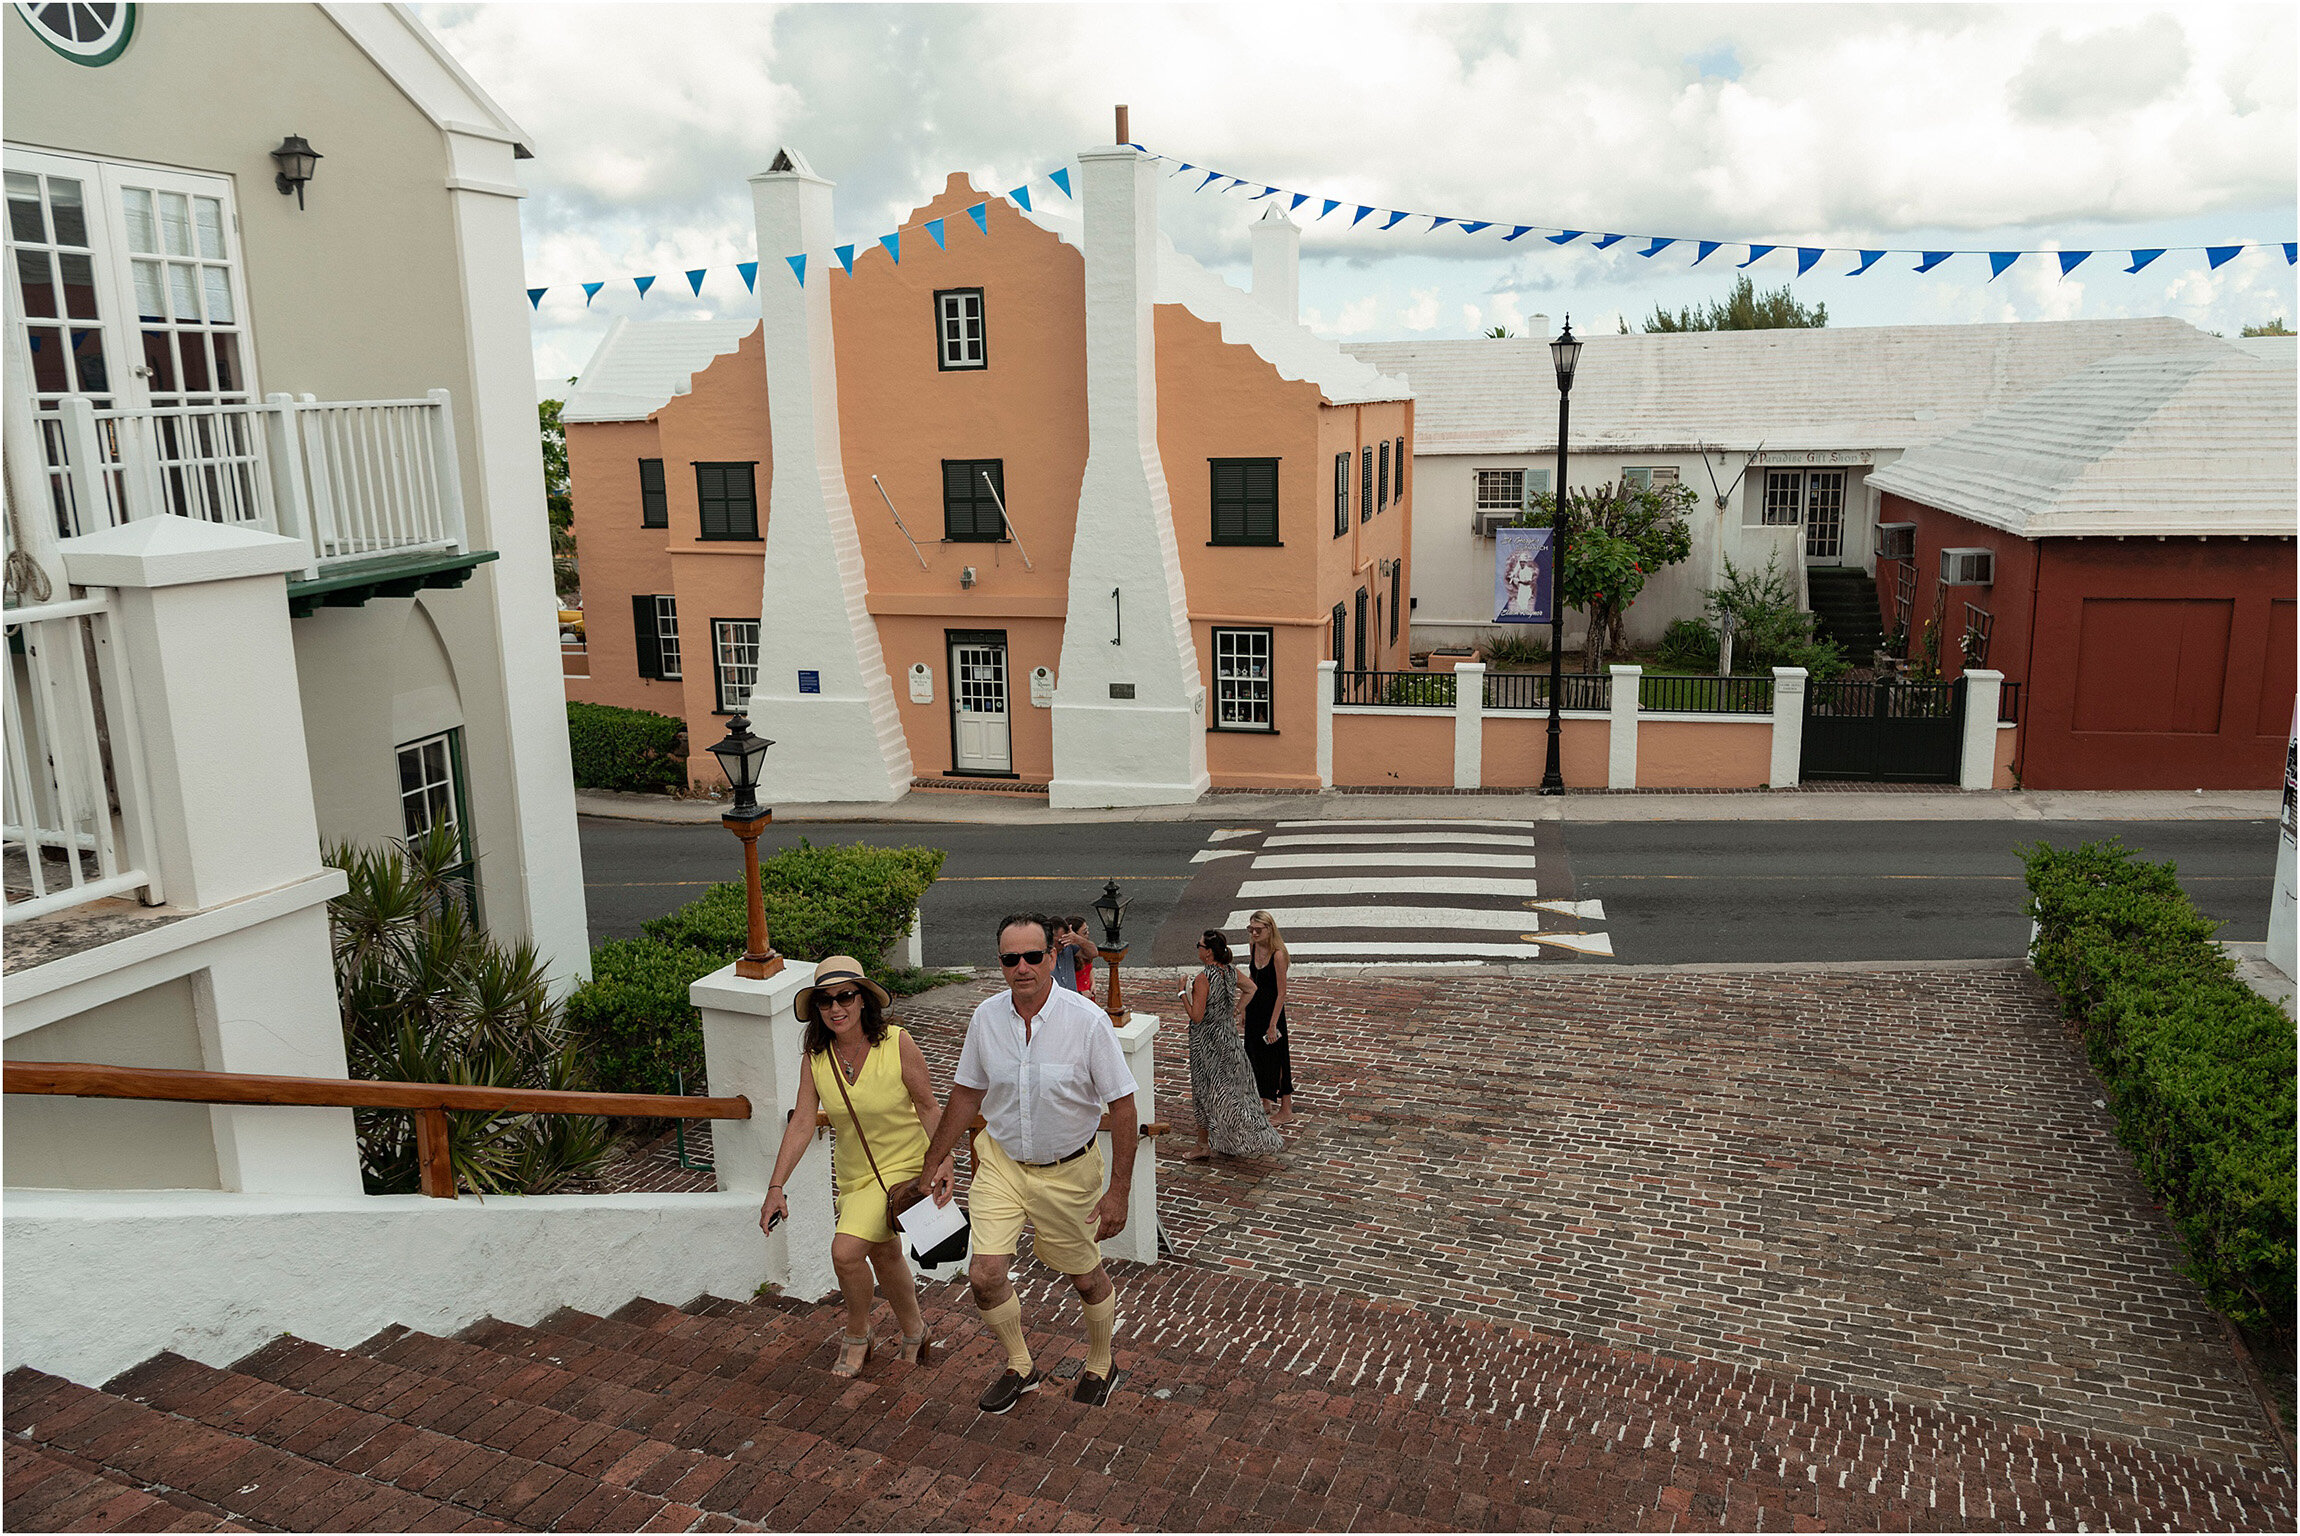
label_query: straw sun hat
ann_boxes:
[794,956,892,1023]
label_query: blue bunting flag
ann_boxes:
[1640,238,1675,258]
[1290,193,1309,213]
[1692,241,1721,265]
[1381,210,1410,230]
[834,244,855,275]
[1592,234,1625,249]
[2125,249,2164,273]
[880,232,901,265]
[1795,248,1822,276]
[1049,167,1072,198]
[1321,199,1340,219]
[582,281,604,306]
[685,269,707,295]
[1848,250,1885,276]
[1007,185,1032,212]
[1352,206,1374,226]
[2206,246,2242,269]
[967,203,989,234]
[738,261,758,292]
[1459,221,1490,235]
[634,275,655,298]
[2057,251,2091,275]
[1914,252,1953,273]
[527,287,546,309]
[1738,245,1775,268]
[784,255,804,288]
[1988,252,2019,280]
[1429,216,1454,233]
[925,218,946,250]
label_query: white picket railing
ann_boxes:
[32,391,468,577]
[2,588,162,923]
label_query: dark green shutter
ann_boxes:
[631,594,662,679]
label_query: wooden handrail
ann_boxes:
[4,1060,750,1201]
[813,1110,1168,1139]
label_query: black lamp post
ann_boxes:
[706,715,781,979]
[1090,879,1133,1024]
[271,135,322,210]
[1540,315,1583,795]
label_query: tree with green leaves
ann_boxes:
[1644,273,1827,333]
[1516,476,1696,667]
[539,398,578,601]
[2241,318,2294,337]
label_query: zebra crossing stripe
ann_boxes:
[1224,905,1547,933]
[1249,852,1537,871]
[1275,818,1537,830]
[1261,832,1542,849]
[1238,875,1545,899]
[1289,934,1613,959]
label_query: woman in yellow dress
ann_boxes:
[758,956,955,1377]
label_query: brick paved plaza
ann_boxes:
[891,962,2285,1474]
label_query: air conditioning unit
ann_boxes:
[1876,522,1915,560]
[1939,547,1994,586]
[1473,508,1517,538]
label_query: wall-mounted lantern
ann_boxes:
[271,135,323,210]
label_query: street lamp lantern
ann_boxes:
[1541,316,1579,795]
[1090,879,1133,1025]
[708,715,782,979]
[270,134,323,209]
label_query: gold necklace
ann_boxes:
[835,1041,868,1081]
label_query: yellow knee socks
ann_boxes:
[979,1294,1032,1374]
[1082,1294,1116,1378]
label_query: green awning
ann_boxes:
[287,550,500,617]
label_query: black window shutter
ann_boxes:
[631,594,663,679]
[1210,461,1244,543]
[1360,449,1373,524]
[1377,442,1390,511]
[1394,437,1406,498]
[727,463,757,537]
[1334,452,1349,536]
[1331,603,1346,662]
[639,459,667,527]
[978,462,1003,537]
[1353,588,1368,670]
[696,463,725,538]
[1390,561,1402,642]
[1244,459,1277,543]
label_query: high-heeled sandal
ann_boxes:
[898,1330,932,1367]
[830,1331,872,1378]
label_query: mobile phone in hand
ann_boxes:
[766,1210,784,1233]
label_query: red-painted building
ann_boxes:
[1868,343,2295,789]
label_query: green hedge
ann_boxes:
[2024,839,2295,1348]
[567,702,685,792]
[566,840,948,1097]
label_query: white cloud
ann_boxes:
[1401,289,1442,331]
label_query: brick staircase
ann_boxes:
[8,1259,2293,1531]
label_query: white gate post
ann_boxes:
[1452,661,1485,789]
[1316,659,1336,790]
[1608,664,1642,789]
[693,961,832,1300]
[1769,667,1808,788]
[1959,669,2003,790]
[1098,1012,1162,1265]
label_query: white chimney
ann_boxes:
[1050,145,1209,808]
[1250,205,1300,323]
[744,147,913,802]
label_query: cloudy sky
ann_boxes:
[413,2,2299,389]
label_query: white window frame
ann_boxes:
[1211,627,1275,732]
[1623,466,1679,490]
[936,288,985,370]
[1475,468,1524,511]
[1761,470,1804,526]
[654,594,681,680]
[712,617,760,714]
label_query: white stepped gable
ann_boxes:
[560,317,756,423]
[1018,201,1408,407]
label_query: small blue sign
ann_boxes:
[1493,526,1553,625]
[797,670,820,695]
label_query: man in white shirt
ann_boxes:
[898,913,1138,1412]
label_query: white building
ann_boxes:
[1346,318,2236,654]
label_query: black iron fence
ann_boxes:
[1480,671,1612,712]
[1333,669,1456,708]
[1637,674,1775,715]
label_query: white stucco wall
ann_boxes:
[2,1189,767,1387]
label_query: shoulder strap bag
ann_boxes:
[824,1039,972,1268]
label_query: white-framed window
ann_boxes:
[935,288,985,370]
[1475,469,1525,510]
[1623,466,1679,490]
[396,729,478,914]
[1212,627,1274,731]
[712,617,760,714]
[1762,470,1804,526]
[654,595,681,679]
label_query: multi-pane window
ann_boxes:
[1330,603,1346,664]
[1762,470,1804,526]
[7,168,111,406]
[695,462,758,539]
[119,181,249,413]
[639,458,667,527]
[942,459,1006,541]
[1394,437,1406,500]
[935,288,986,370]
[1376,441,1390,513]
[1212,628,1274,731]
[1359,447,1373,524]
[1332,451,1350,536]
[1475,469,1525,511]
[632,594,681,679]
[1961,603,1994,668]
[1623,466,1680,490]
[1209,458,1279,546]
[712,617,761,713]
[396,730,477,914]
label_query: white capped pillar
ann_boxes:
[747,149,913,802]
[1050,146,1209,808]
[693,960,833,1301]
[1959,669,2003,790]
[1453,661,1485,789]
[1608,664,1642,789]
[1250,205,1300,324]
[1769,666,1808,787]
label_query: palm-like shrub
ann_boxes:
[328,824,610,1196]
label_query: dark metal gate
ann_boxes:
[1801,677,1965,783]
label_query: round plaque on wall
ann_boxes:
[14,2,136,66]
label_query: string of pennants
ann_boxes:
[524,164,1077,309]
[523,144,2296,310]
[1129,144,2298,281]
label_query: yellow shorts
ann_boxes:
[968,1132,1105,1276]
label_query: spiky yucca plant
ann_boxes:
[328,824,610,1196]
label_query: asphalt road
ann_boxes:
[577,816,2277,967]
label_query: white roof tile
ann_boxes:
[1345,318,2234,455]
[1865,350,2298,537]
[560,317,756,423]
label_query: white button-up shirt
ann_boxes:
[954,983,1138,1165]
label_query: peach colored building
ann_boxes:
[564,146,1412,801]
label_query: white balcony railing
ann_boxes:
[2,587,162,923]
[32,390,468,578]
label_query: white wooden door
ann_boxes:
[950,641,1011,773]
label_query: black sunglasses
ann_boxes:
[998,949,1048,967]
[818,987,864,1007]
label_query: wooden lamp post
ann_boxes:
[707,715,781,979]
[1091,879,1132,1024]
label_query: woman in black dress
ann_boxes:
[1242,911,1296,1123]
